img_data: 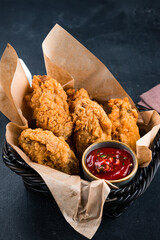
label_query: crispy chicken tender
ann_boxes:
[66,88,90,111]
[19,128,79,175]
[69,88,112,157]
[25,75,73,140]
[66,88,76,109]
[108,97,140,151]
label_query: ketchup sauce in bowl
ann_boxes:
[86,147,133,181]
[82,141,138,187]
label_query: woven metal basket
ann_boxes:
[2,105,160,217]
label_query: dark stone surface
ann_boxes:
[0,1,160,240]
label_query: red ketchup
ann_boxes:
[86,147,133,180]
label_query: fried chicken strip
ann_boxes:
[25,75,73,140]
[68,88,112,157]
[19,128,79,175]
[108,97,140,151]
[66,88,90,112]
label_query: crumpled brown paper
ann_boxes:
[1,24,160,238]
[42,24,136,108]
[0,44,32,126]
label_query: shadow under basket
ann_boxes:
[2,105,160,218]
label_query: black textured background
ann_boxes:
[0,1,160,240]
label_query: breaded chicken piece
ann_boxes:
[108,97,140,151]
[19,128,79,175]
[66,88,90,111]
[69,88,112,157]
[25,75,73,140]
[66,88,76,109]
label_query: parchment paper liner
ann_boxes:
[1,25,160,238]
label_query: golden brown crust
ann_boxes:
[19,128,79,175]
[70,88,112,157]
[66,88,90,112]
[108,97,140,151]
[25,75,73,140]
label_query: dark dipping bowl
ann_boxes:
[82,140,138,187]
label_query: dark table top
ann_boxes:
[0,1,160,240]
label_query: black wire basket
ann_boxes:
[2,105,160,217]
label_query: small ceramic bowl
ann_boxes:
[82,140,138,187]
